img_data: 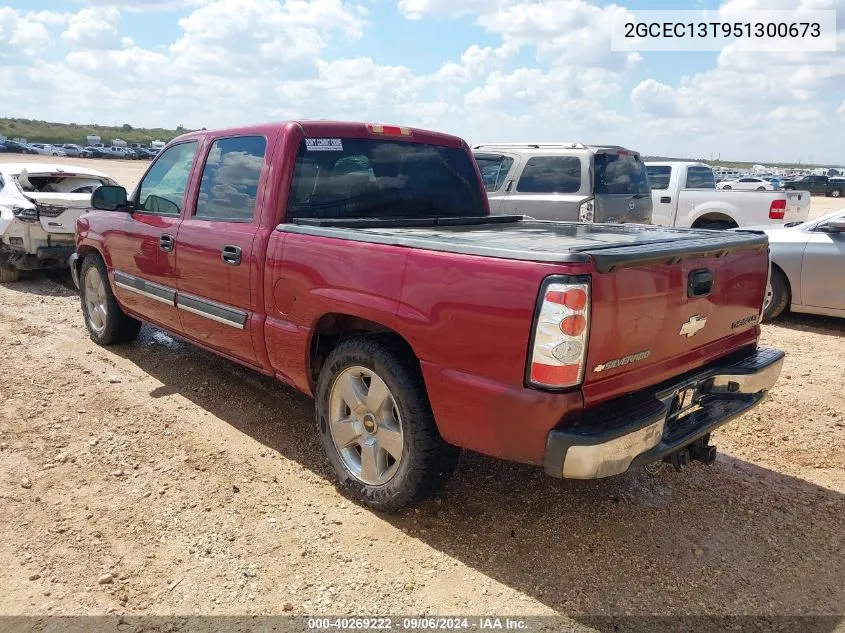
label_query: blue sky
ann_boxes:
[2,0,844,164]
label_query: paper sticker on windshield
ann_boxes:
[305,138,343,152]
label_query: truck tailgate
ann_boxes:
[579,239,768,406]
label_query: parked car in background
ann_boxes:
[71,120,782,511]
[60,144,93,158]
[472,142,652,224]
[716,176,774,191]
[2,140,38,154]
[645,162,810,229]
[754,209,845,320]
[761,176,783,189]
[85,146,109,158]
[0,163,119,282]
[783,175,843,197]
[28,143,67,157]
[98,146,132,159]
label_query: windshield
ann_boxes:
[594,152,650,195]
[287,139,486,220]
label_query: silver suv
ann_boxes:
[472,143,652,224]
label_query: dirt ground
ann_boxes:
[0,156,843,622]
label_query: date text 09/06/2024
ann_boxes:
[307,617,528,630]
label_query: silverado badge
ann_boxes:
[679,314,707,338]
[593,350,651,373]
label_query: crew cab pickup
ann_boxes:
[782,174,843,198]
[646,162,811,230]
[71,121,784,511]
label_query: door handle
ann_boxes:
[221,244,242,266]
[159,233,175,252]
[660,196,672,203]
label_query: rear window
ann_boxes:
[516,156,581,193]
[474,153,514,192]
[685,166,716,189]
[646,165,671,190]
[287,139,485,220]
[594,152,650,195]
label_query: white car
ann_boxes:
[28,143,67,157]
[716,176,774,191]
[0,163,118,282]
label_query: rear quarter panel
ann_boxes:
[683,190,808,227]
[264,231,588,465]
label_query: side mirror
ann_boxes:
[819,219,845,233]
[92,185,129,211]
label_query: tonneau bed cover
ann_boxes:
[279,216,768,272]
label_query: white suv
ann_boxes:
[472,142,652,224]
[0,163,118,282]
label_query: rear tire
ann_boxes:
[80,254,142,345]
[315,335,459,512]
[0,266,20,283]
[762,266,790,321]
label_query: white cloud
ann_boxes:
[0,8,64,59]
[62,7,121,49]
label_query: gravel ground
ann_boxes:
[0,156,843,622]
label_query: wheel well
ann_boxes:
[770,262,791,297]
[308,313,417,389]
[75,245,103,275]
[691,213,738,229]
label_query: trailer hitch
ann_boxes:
[667,435,717,471]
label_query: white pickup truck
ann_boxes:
[645,162,811,229]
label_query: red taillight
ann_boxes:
[545,288,587,310]
[560,314,586,336]
[528,277,591,389]
[366,124,412,137]
[769,199,787,220]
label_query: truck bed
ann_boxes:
[280,216,769,273]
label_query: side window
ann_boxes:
[195,136,267,221]
[685,167,716,189]
[516,156,581,194]
[646,166,671,190]
[137,142,198,216]
[474,154,515,192]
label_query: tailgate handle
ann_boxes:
[688,269,713,297]
[660,196,671,203]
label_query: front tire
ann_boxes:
[315,336,459,512]
[762,267,790,321]
[831,189,842,198]
[80,254,141,345]
[722,185,732,190]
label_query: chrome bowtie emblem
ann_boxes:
[679,314,707,338]
[628,201,636,211]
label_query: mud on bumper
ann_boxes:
[544,347,785,479]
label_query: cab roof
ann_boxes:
[170,120,467,149]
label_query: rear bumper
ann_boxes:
[544,347,784,479]
[0,243,75,271]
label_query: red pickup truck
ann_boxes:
[71,121,784,511]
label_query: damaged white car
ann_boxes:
[0,163,119,282]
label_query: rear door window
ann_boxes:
[195,135,267,222]
[474,154,514,192]
[515,156,581,193]
[594,152,650,195]
[646,165,671,190]
[685,166,716,189]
